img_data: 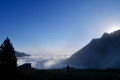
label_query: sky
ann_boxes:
[1,0,120,54]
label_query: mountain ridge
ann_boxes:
[15,51,30,57]
[66,30,120,69]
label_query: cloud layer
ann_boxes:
[17,53,72,69]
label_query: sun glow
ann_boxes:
[107,26,120,34]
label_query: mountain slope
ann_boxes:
[66,30,120,69]
[15,51,30,57]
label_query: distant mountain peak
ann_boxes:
[15,51,30,57]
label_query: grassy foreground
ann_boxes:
[3,68,120,80]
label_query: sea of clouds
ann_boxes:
[17,53,72,69]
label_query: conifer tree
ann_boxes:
[0,37,17,69]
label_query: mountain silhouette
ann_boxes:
[15,51,30,57]
[66,30,120,69]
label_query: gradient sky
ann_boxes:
[1,0,120,54]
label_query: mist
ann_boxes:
[17,52,72,69]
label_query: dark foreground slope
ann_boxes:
[3,68,120,80]
[66,30,120,69]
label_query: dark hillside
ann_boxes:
[66,30,120,69]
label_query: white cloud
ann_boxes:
[17,52,72,69]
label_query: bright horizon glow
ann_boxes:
[107,26,120,34]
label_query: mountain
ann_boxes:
[15,51,30,57]
[66,30,120,69]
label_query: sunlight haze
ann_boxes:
[107,25,120,33]
[1,0,120,55]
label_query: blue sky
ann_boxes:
[1,0,120,54]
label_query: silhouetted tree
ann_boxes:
[0,37,17,69]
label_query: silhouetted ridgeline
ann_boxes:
[15,51,30,57]
[66,30,120,69]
